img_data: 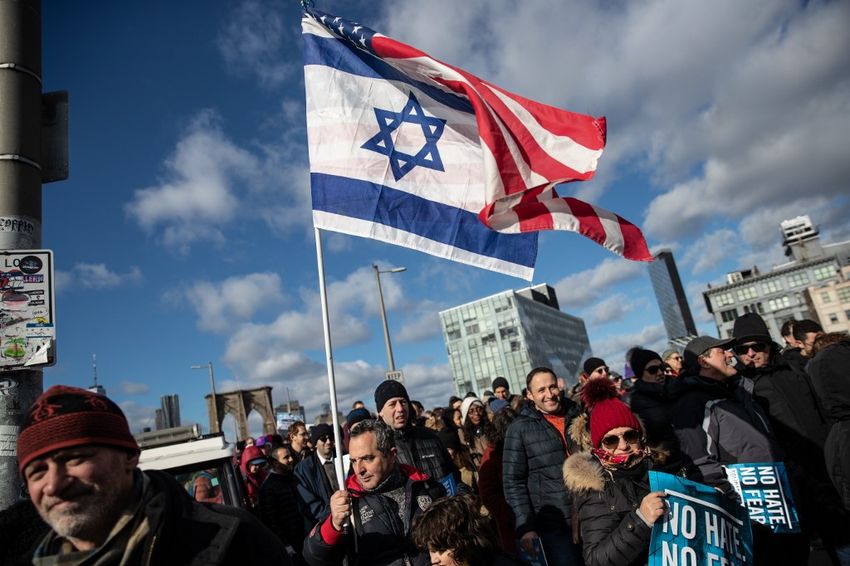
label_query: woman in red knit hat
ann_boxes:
[562,379,670,566]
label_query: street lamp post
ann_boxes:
[191,362,218,433]
[372,264,405,373]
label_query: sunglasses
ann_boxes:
[644,364,663,374]
[601,429,641,449]
[316,435,332,443]
[733,342,769,355]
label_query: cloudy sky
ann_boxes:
[41,0,850,436]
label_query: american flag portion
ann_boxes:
[302,9,651,280]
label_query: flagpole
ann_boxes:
[313,227,346,489]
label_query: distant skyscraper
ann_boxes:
[439,283,592,396]
[87,353,106,396]
[648,250,697,345]
[156,394,181,430]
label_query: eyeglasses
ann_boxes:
[733,342,769,355]
[601,429,641,449]
[316,435,332,443]
[644,364,662,374]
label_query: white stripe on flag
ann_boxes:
[482,83,604,174]
[312,210,534,280]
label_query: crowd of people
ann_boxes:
[2,312,849,566]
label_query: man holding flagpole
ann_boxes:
[302,8,651,564]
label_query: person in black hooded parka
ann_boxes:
[732,314,850,561]
[807,332,850,564]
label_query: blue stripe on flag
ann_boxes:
[311,173,537,268]
[302,33,474,115]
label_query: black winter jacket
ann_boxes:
[628,378,687,446]
[34,469,290,565]
[302,465,445,566]
[502,396,582,536]
[259,470,306,552]
[563,452,653,566]
[672,374,781,495]
[808,339,850,510]
[393,424,456,486]
[737,350,850,539]
[738,350,830,467]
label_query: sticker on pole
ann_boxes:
[0,250,56,370]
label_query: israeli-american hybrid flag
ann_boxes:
[302,8,651,280]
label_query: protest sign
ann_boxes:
[725,462,800,534]
[649,471,753,566]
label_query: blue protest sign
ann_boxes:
[438,473,458,496]
[724,462,800,534]
[649,471,753,566]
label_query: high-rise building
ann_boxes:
[439,283,592,397]
[648,249,698,346]
[805,265,850,334]
[87,353,106,396]
[704,215,850,340]
[156,394,181,430]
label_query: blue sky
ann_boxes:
[41,0,850,436]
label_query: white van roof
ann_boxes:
[138,436,234,471]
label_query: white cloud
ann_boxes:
[182,272,285,333]
[119,400,157,433]
[585,294,638,326]
[217,0,293,88]
[125,111,257,250]
[125,111,313,252]
[396,311,441,344]
[56,263,142,291]
[553,258,644,307]
[593,323,668,374]
[379,1,850,258]
[680,230,739,275]
[642,1,850,240]
[219,266,406,378]
[120,380,150,395]
[686,280,716,327]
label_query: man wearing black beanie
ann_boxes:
[374,380,459,494]
[732,313,847,560]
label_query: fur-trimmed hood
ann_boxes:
[568,412,593,452]
[563,451,606,493]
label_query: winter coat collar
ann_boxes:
[345,463,427,495]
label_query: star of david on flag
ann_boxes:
[302,8,651,279]
[361,92,446,181]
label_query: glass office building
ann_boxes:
[648,249,698,345]
[439,284,592,396]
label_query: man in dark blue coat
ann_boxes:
[502,367,583,566]
[295,423,339,530]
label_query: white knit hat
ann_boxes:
[460,397,484,424]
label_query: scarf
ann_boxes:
[592,445,651,471]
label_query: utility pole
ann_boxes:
[0,0,44,510]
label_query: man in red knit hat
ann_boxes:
[17,385,289,565]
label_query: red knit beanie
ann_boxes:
[581,378,642,448]
[17,385,139,473]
